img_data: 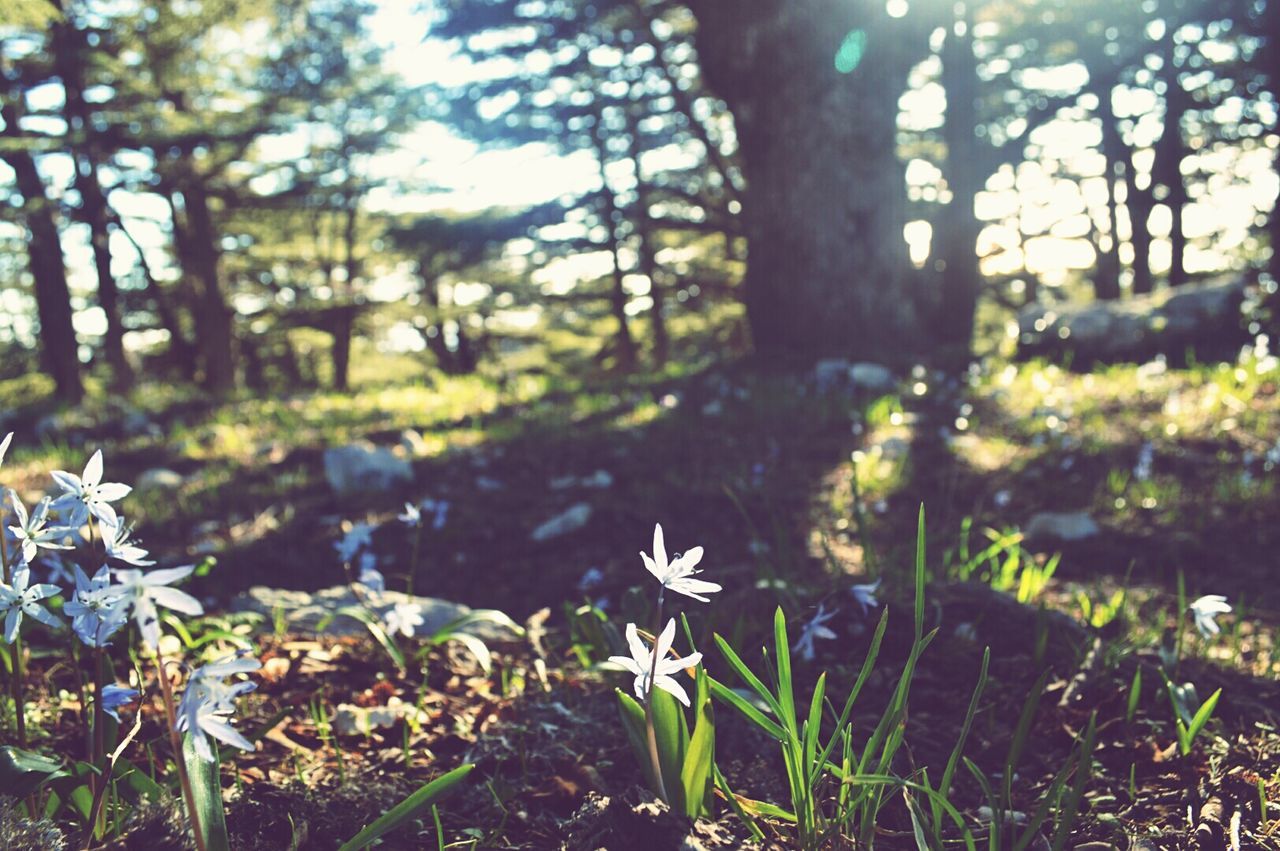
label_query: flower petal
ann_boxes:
[624,622,648,669]
[141,566,196,586]
[83,450,104,487]
[652,523,667,570]
[95,483,132,502]
[149,586,204,617]
[654,618,677,662]
[653,675,691,707]
[50,470,81,494]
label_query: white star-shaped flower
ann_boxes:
[608,619,702,707]
[1189,595,1231,639]
[641,524,719,603]
[7,492,72,565]
[114,566,204,648]
[51,450,132,528]
[0,564,63,642]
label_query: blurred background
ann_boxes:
[1,0,1276,400]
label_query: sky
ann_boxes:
[2,0,1278,351]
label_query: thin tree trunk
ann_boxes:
[1155,48,1190,288]
[332,197,358,391]
[1122,144,1155,296]
[1095,82,1123,301]
[592,118,637,370]
[178,175,236,390]
[627,109,669,366]
[0,101,83,402]
[936,3,983,360]
[52,9,134,387]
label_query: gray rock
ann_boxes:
[323,441,413,495]
[1017,277,1248,365]
[136,468,184,492]
[1024,511,1100,542]
[849,362,896,391]
[531,502,592,541]
[229,584,519,642]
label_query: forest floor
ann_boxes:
[2,345,1279,849]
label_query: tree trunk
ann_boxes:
[687,0,927,364]
[1154,49,1190,288]
[935,4,982,360]
[332,199,359,392]
[627,109,670,366]
[1094,83,1123,301]
[52,10,134,388]
[592,121,637,370]
[1122,144,1155,296]
[177,175,236,390]
[0,101,83,402]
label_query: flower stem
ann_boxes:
[406,523,422,597]
[0,532,26,747]
[155,655,208,851]
[643,593,667,804]
[91,648,107,838]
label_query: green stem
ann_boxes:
[407,523,422,597]
[92,647,107,837]
[1,531,26,748]
[643,593,667,803]
[155,655,208,851]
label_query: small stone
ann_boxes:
[323,441,413,495]
[1024,511,1100,541]
[531,503,592,542]
[136,468,184,492]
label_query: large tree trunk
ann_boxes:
[687,0,927,364]
[1123,144,1155,296]
[935,3,982,360]
[1154,44,1190,288]
[0,101,83,402]
[52,9,134,389]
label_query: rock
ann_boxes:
[323,441,413,495]
[551,470,614,490]
[136,468,184,493]
[229,585,519,642]
[1024,511,1101,542]
[531,502,592,541]
[849,361,896,391]
[1017,277,1249,366]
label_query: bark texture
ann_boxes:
[688,0,927,364]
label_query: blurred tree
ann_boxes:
[685,0,931,363]
[430,0,739,369]
[1,44,84,402]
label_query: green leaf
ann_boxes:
[772,607,796,735]
[679,667,716,818]
[713,633,784,719]
[338,605,406,671]
[445,632,492,674]
[1183,687,1222,753]
[650,685,689,809]
[183,734,231,851]
[708,677,786,741]
[337,764,475,851]
[0,746,69,798]
[616,690,662,794]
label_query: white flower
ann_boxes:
[99,515,155,567]
[398,502,422,527]
[357,552,385,593]
[1189,595,1231,639]
[0,564,63,642]
[65,565,129,647]
[608,619,702,707]
[850,579,881,615]
[794,603,838,662]
[0,432,12,469]
[7,492,72,565]
[114,566,204,648]
[51,450,132,528]
[384,602,424,637]
[640,524,719,603]
[176,653,260,762]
